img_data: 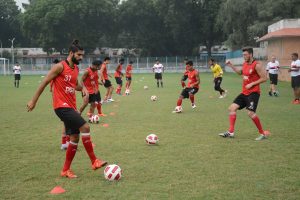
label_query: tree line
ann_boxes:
[0,0,299,56]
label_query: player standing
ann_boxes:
[153,59,164,88]
[27,40,107,178]
[125,61,133,93]
[266,56,280,97]
[289,53,300,104]
[13,62,21,88]
[219,47,270,141]
[209,58,227,98]
[173,61,199,113]
[114,58,124,95]
[100,57,114,102]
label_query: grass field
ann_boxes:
[0,73,300,200]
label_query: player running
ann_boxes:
[114,58,124,95]
[125,61,133,93]
[173,60,199,113]
[219,47,270,141]
[27,40,107,178]
[209,58,227,98]
[100,57,114,102]
[266,55,280,97]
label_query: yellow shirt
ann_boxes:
[210,64,223,78]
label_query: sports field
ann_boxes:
[0,73,299,199]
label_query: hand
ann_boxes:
[226,60,232,65]
[27,100,36,112]
[245,83,254,90]
[82,87,88,97]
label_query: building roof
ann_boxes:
[258,28,300,42]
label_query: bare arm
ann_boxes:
[99,65,105,83]
[191,71,200,87]
[226,61,242,75]
[27,63,63,111]
[245,63,267,89]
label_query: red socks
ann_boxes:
[251,115,264,134]
[177,98,182,106]
[62,141,78,171]
[61,135,67,145]
[96,103,102,115]
[228,112,236,133]
[189,95,195,104]
[81,133,96,163]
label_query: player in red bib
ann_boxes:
[114,58,124,95]
[173,60,200,113]
[219,47,270,141]
[125,61,133,94]
[80,60,106,118]
[27,40,107,178]
[100,57,114,102]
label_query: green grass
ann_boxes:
[0,73,300,200]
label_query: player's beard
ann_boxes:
[72,55,81,65]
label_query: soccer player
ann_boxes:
[100,57,114,102]
[181,58,188,88]
[173,60,199,113]
[209,58,227,98]
[219,47,270,141]
[13,62,21,88]
[125,61,133,92]
[288,53,300,104]
[153,59,164,88]
[114,58,124,95]
[27,40,107,178]
[80,60,106,118]
[266,55,280,97]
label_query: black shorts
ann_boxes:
[291,75,300,88]
[14,74,21,80]
[55,108,86,135]
[181,74,188,81]
[89,92,101,103]
[233,92,260,112]
[181,87,199,99]
[126,77,132,81]
[155,73,162,80]
[104,79,112,88]
[269,74,278,85]
[115,77,123,85]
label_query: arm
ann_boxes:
[226,61,242,75]
[245,63,267,89]
[80,70,89,91]
[191,71,200,87]
[27,63,63,111]
[218,65,223,76]
[99,65,105,83]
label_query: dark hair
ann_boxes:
[292,53,298,58]
[92,60,102,66]
[104,57,110,61]
[186,61,193,66]
[242,47,253,55]
[53,59,60,64]
[209,58,215,62]
[69,39,83,53]
[129,61,133,64]
[119,58,125,62]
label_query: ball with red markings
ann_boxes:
[104,164,122,181]
[89,115,100,124]
[146,134,159,145]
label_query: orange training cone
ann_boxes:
[50,186,66,194]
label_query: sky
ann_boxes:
[14,0,29,11]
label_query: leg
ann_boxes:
[61,133,79,178]
[157,80,159,88]
[228,103,239,133]
[160,79,163,87]
[247,111,264,134]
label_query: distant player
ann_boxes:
[173,60,199,113]
[13,62,21,88]
[114,58,124,95]
[219,47,270,141]
[153,59,164,88]
[266,56,280,97]
[181,58,188,88]
[81,60,106,118]
[209,58,227,98]
[100,57,114,102]
[27,40,107,178]
[288,53,300,104]
[125,61,133,92]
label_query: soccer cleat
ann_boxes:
[219,95,224,99]
[107,98,115,102]
[273,92,278,97]
[268,91,272,97]
[255,134,267,141]
[191,104,197,109]
[60,144,68,150]
[98,113,107,117]
[61,169,77,178]
[218,131,234,138]
[92,159,107,170]
[292,99,300,104]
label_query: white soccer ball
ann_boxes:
[146,134,159,145]
[144,86,148,90]
[89,115,100,123]
[151,95,157,101]
[125,89,130,95]
[174,106,183,113]
[104,164,122,181]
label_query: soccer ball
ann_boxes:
[89,115,100,123]
[104,164,122,181]
[174,106,183,113]
[146,134,159,145]
[151,95,157,101]
[125,89,130,95]
[144,86,148,90]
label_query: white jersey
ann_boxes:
[290,59,300,77]
[13,65,21,74]
[153,63,164,73]
[266,61,280,74]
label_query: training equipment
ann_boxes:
[89,115,100,123]
[125,89,130,95]
[173,106,183,113]
[144,86,148,90]
[104,164,122,181]
[146,133,159,144]
[151,95,157,101]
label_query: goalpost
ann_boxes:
[0,58,10,75]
